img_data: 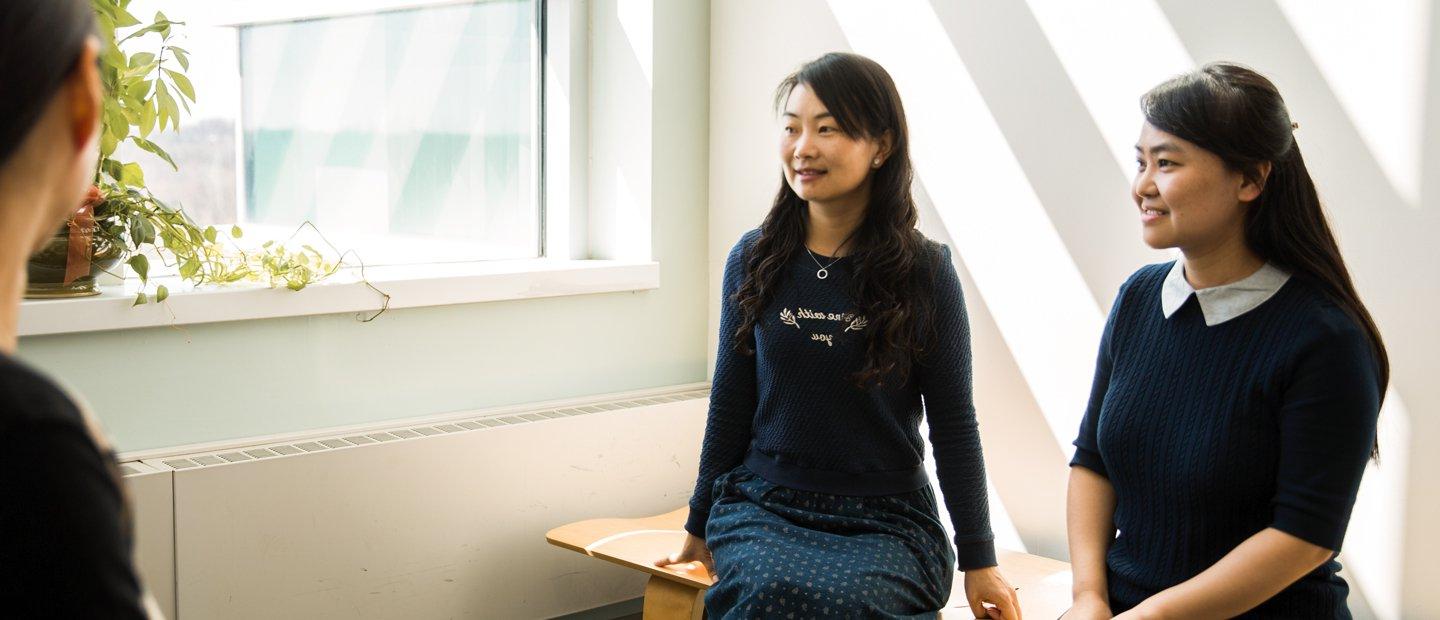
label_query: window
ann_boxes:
[118,0,542,267]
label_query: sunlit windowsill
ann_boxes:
[18,259,660,337]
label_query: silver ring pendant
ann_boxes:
[816,268,829,280]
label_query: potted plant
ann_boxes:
[26,0,383,312]
[26,1,206,299]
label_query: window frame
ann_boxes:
[18,0,662,337]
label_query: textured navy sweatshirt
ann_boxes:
[688,229,996,570]
[1071,262,1381,618]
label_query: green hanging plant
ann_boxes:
[87,0,388,316]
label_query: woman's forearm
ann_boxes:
[1125,528,1335,619]
[1067,466,1117,602]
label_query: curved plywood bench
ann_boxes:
[547,507,712,619]
[547,507,1073,619]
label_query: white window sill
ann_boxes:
[19,259,659,337]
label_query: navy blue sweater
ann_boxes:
[1072,262,1381,618]
[688,229,996,570]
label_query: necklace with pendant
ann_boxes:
[805,232,856,280]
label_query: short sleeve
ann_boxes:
[1071,278,1129,478]
[1269,317,1381,551]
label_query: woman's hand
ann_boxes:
[964,566,1022,619]
[654,533,715,579]
[1061,592,1112,619]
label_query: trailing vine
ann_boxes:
[88,0,387,316]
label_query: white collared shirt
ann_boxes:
[1161,260,1292,326]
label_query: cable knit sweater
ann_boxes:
[1071,262,1381,618]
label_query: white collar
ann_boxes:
[1161,260,1292,326]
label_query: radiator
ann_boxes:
[120,385,710,619]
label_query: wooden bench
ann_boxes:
[547,507,1074,619]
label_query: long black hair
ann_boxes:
[0,0,96,168]
[733,52,940,389]
[1143,62,1389,452]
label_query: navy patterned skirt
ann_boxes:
[703,465,955,619]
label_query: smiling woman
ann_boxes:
[660,52,1021,618]
[1132,125,1269,281]
[779,83,890,216]
[1066,63,1389,620]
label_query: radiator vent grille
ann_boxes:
[144,388,711,472]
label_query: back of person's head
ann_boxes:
[0,0,101,249]
[1142,62,1389,407]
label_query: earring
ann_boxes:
[872,158,881,167]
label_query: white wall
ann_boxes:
[709,1,1438,617]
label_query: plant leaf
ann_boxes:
[92,1,117,21]
[101,45,126,73]
[130,136,176,170]
[103,102,127,139]
[139,100,156,138]
[128,52,156,69]
[132,78,153,99]
[179,258,200,280]
[170,46,190,71]
[119,102,140,126]
[120,162,145,186]
[230,225,243,239]
[118,23,162,44]
[127,214,155,245]
[101,159,124,183]
[127,254,150,283]
[153,81,170,128]
[156,84,180,132]
[112,5,141,27]
[140,218,157,245]
[203,226,217,243]
[123,60,159,81]
[163,68,196,103]
[100,127,119,159]
[155,285,169,302]
[133,291,148,306]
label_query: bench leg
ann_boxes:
[641,575,704,620]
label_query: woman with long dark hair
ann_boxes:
[658,52,1020,618]
[1065,63,1386,619]
[0,0,154,616]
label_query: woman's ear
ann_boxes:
[1239,160,1273,203]
[873,130,895,168]
[66,38,102,152]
